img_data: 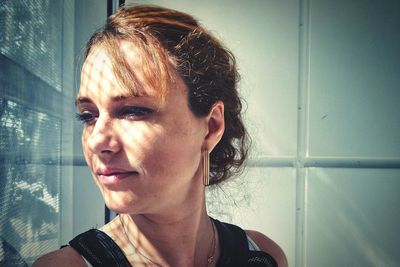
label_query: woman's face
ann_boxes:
[76,43,208,216]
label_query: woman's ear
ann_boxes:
[203,101,225,152]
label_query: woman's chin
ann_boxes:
[103,193,141,215]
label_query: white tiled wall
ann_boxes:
[305,168,400,267]
[302,1,400,266]
[307,0,400,159]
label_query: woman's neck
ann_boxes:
[112,199,219,267]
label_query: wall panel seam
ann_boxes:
[295,0,311,265]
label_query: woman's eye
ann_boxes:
[75,112,97,125]
[119,107,154,119]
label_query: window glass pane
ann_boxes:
[0,0,66,265]
[0,0,63,91]
[0,99,61,265]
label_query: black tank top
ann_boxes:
[68,218,277,267]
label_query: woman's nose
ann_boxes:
[86,116,121,156]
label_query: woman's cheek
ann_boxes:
[123,124,166,160]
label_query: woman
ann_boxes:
[34,5,287,267]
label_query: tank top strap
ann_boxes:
[68,229,131,267]
[212,218,278,267]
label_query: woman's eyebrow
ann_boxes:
[111,94,132,102]
[75,96,93,106]
[75,94,141,107]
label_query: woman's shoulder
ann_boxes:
[33,219,121,267]
[245,229,288,267]
[32,246,87,267]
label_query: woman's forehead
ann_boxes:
[79,42,186,101]
[80,44,155,97]
[81,48,116,88]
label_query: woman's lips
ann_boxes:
[96,168,138,185]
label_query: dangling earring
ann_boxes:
[202,149,210,186]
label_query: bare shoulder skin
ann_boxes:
[32,246,87,267]
[245,230,288,267]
